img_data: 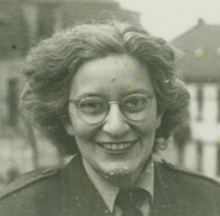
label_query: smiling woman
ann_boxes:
[0,21,220,216]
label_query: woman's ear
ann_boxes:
[155,113,163,129]
[62,116,75,136]
[62,113,75,136]
[155,137,168,150]
[64,122,75,136]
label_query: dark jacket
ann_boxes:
[0,155,220,216]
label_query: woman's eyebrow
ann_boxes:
[72,93,108,100]
[123,88,154,95]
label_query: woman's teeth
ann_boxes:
[99,142,135,151]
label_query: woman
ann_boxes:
[0,21,219,216]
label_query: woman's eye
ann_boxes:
[128,99,143,106]
[80,99,105,114]
[124,97,148,112]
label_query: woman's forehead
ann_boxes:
[69,54,154,98]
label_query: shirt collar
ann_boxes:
[82,158,154,213]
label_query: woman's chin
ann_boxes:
[97,161,144,185]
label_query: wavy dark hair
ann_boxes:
[21,21,190,155]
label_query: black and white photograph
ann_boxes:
[0,0,220,215]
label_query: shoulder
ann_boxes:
[0,168,60,216]
[0,168,58,200]
[155,160,220,196]
[154,160,220,215]
[162,160,220,184]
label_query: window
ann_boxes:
[217,47,220,56]
[196,85,204,121]
[217,145,220,176]
[197,141,203,172]
[217,87,220,122]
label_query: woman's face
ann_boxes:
[66,55,162,184]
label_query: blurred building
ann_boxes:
[170,19,220,179]
[0,0,139,59]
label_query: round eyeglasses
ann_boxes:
[69,93,154,125]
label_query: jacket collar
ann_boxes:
[59,155,188,216]
[60,155,112,216]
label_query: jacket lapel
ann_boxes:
[152,161,175,216]
[152,161,196,216]
[60,155,112,216]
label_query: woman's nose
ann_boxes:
[102,104,130,137]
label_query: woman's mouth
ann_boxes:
[96,140,138,152]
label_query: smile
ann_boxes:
[97,140,138,152]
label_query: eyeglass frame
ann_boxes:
[68,93,155,125]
